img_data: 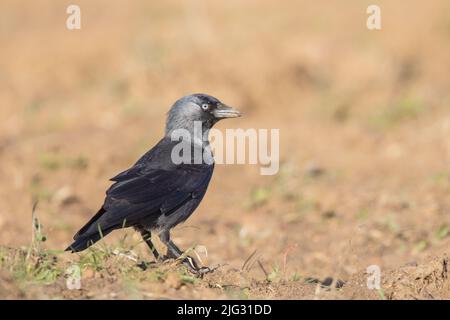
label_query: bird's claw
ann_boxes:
[181,256,221,278]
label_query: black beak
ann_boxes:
[212,103,242,119]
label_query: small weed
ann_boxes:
[67,156,89,170]
[356,208,370,220]
[39,153,62,171]
[414,240,429,253]
[0,205,64,285]
[267,264,281,283]
[371,96,424,129]
[78,247,110,272]
[289,272,302,281]
[436,225,449,240]
[39,152,89,171]
[247,186,271,209]
[377,289,386,300]
[180,274,197,285]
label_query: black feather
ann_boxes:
[67,137,214,251]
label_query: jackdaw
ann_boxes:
[66,93,241,275]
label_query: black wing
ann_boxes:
[73,138,214,240]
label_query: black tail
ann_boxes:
[66,206,110,253]
[65,229,113,252]
[73,207,106,239]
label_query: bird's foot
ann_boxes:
[154,254,221,277]
[181,256,221,278]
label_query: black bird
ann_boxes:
[66,94,241,275]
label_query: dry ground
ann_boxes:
[1,0,450,299]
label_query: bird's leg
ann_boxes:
[158,230,215,277]
[137,228,160,261]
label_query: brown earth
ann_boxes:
[1,0,450,299]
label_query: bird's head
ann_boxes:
[165,93,241,136]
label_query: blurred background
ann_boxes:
[1,0,450,298]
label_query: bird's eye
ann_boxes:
[201,103,209,111]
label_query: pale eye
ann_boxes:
[201,103,209,111]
